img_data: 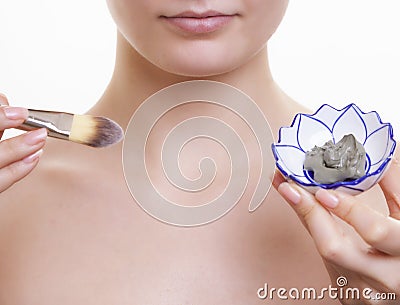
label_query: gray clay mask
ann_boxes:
[304,134,366,184]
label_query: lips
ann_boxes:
[161,10,237,34]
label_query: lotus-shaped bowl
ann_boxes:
[272,104,396,195]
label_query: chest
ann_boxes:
[0,188,332,304]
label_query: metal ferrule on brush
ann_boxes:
[20,110,73,140]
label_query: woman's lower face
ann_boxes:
[106,0,289,76]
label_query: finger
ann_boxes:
[0,93,29,141]
[279,183,400,287]
[0,105,29,131]
[315,189,400,256]
[277,182,372,274]
[272,170,285,190]
[379,153,400,219]
[0,149,44,192]
[0,128,47,168]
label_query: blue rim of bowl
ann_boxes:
[271,103,397,190]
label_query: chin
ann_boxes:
[163,61,238,78]
[153,48,244,77]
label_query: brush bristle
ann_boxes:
[69,115,124,147]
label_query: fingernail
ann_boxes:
[23,149,43,163]
[315,189,339,209]
[278,182,301,205]
[24,128,48,145]
[3,106,29,120]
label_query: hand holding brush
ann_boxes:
[0,93,123,193]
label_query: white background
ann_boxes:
[0,1,399,138]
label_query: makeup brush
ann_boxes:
[19,109,124,148]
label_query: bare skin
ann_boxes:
[0,33,349,304]
[1,2,398,302]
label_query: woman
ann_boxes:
[0,0,398,304]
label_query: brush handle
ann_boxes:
[19,109,73,140]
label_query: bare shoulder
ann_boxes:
[1,144,88,204]
[0,138,124,225]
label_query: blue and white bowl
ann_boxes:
[272,103,396,195]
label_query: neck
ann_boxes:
[89,32,299,133]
